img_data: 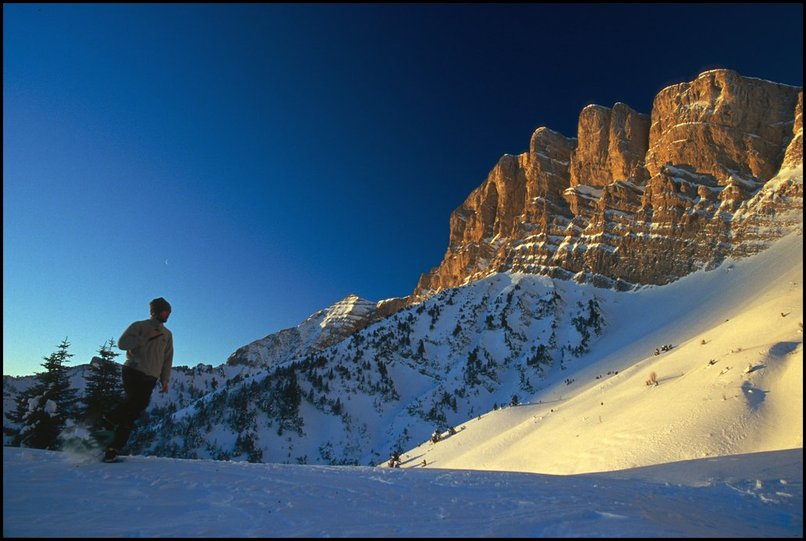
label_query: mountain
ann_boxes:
[415,69,802,295]
[116,228,798,468]
[4,69,802,471]
[404,232,803,474]
[225,294,381,369]
[126,270,610,464]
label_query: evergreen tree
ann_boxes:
[16,338,80,450]
[83,339,123,428]
[417,340,426,359]
[281,371,301,413]
[4,386,38,444]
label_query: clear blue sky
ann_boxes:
[4,4,803,377]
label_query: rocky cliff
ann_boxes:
[416,69,803,296]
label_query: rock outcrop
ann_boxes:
[569,102,650,188]
[646,70,798,184]
[416,69,802,297]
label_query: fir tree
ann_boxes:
[417,339,426,358]
[4,386,38,444]
[83,339,123,428]
[15,338,80,450]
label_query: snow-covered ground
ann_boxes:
[3,446,802,537]
[404,231,803,475]
[3,231,802,537]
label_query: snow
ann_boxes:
[43,399,57,415]
[764,165,803,191]
[565,184,604,200]
[319,294,376,330]
[3,230,802,537]
[3,446,801,537]
[408,231,801,475]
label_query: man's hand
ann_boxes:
[161,381,169,393]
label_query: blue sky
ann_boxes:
[4,4,803,377]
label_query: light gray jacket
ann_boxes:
[118,317,173,385]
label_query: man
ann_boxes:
[102,297,173,462]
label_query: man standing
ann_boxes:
[102,297,173,462]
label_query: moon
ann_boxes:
[165,259,169,266]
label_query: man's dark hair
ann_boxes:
[150,297,171,313]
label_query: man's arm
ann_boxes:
[118,321,146,351]
[160,333,174,393]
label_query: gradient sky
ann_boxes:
[4,4,803,377]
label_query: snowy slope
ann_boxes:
[225,293,379,368]
[3,446,801,537]
[132,270,611,465]
[132,229,800,469]
[401,231,803,474]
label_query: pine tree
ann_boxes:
[16,338,80,450]
[417,339,426,359]
[5,386,38,444]
[276,369,303,433]
[83,339,123,429]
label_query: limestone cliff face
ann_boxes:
[569,102,650,188]
[732,90,804,257]
[416,69,802,297]
[418,128,575,293]
[646,70,798,184]
[782,91,803,168]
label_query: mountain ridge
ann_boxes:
[400,231,802,474]
[4,69,802,471]
[415,69,802,297]
[133,229,802,468]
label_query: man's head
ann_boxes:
[150,297,172,323]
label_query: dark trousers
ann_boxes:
[109,365,157,450]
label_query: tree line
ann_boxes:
[4,338,123,450]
